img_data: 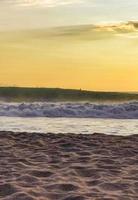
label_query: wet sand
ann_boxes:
[0,131,138,200]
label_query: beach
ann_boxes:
[0,1,138,200]
[0,131,137,200]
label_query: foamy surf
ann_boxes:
[0,101,137,119]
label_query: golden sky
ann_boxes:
[0,1,138,91]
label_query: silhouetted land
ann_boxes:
[0,87,138,102]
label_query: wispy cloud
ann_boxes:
[44,21,138,40]
[4,21,137,42]
[1,0,84,7]
[1,0,138,31]
[96,21,138,31]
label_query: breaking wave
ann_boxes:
[0,101,138,119]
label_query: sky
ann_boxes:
[0,0,138,91]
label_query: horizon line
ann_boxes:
[0,86,137,94]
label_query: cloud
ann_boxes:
[0,0,84,7]
[1,21,138,42]
[95,21,138,33]
[43,21,138,40]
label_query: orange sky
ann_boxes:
[0,23,138,91]
[0,1,138,91]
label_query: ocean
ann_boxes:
[0,101,137,136]
[0,116,138,136]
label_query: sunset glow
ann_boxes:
[0,0,138,91]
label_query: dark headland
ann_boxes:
[0,87,138,102]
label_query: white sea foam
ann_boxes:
[0,101,138,119]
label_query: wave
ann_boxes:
[0,101,138,119]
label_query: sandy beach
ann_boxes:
[0,131,138,200]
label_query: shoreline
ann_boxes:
[0,131,138,199]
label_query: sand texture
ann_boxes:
[0,131,138,200]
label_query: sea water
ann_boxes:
[0,101,137,136]
[0,117,137,136]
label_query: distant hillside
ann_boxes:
[0,87,138,102]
